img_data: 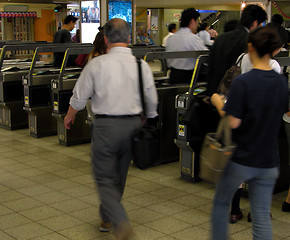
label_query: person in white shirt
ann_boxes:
[162,23,176,47]
[64,18,158,240]
[166,8,208,84]
[198,22,214,47]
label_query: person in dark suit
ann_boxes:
[207,4,267,96]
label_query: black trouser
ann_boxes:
[169,68,193,84]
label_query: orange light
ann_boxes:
[241,2,246,10]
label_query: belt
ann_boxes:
[95,114,140,119]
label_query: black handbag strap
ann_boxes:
[136,58,147,119]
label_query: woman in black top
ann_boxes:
[211,27,289,240]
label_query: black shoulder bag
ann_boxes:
[132,58,159,170]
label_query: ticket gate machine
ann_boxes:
[0,44,51,130]
[22,44,91,137]
[174,54,212,182]
[51,47,93,146]
[144,50,209,165]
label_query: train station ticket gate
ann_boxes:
[51,47,93,146]
[0,43,51,130]
[144,50,209,165]
[22,44,91,137]
[174,55,212,182]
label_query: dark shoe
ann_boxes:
[282,201,290,212]
[247,212,272,222]
[100,221,112,232]
[229,212,243,224]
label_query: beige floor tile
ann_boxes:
[133,225,165,240]
[147,201,190,216]
[16,184,54,196]
[0,190,26,204]
[4,222,52,240]
[174,208,209,226]
[144,216,191,235]
[59,223,105,240]
[129,169,165,180]
[27,173,63,185]
[1,150,29,158]
[2,178,36,189]
[126,175,146,185]
[127,207,166,224]
[38,163,70,173]
[156,236,176,240]
[0,205,13,216]
[1,172,22,182]
[122,200,141,212]
[50,198,92,213]
[123,186,143,198]
[70,206,100,223]
[53,169,85,178]
[173,194,212,208]
[69,174,95,185]
[32,191,71,204]
[43,178,80,191]
[150,187,188,200]
[59,184,94,198]
[126,192,165,207]
[14,167,47,178]
[78,193,100,206]
[129,180,165,193]
[2,197,44,212]
[0,185,9,193]
[20,205,63,221]
[38,214,83,231]
[0,212,32,230]
[0,231,15,240]
[171,226,210,240]
[30,232,69,240]
[95,234,115,240]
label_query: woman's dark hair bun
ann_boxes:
[248,26,282,57]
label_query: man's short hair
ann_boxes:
[240,4,267,29]
[104,18,130,44]
[271,14,284,25]
[64,15,78,25]
[180,8,200,28]
[168,23,176,33]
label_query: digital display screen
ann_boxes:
[81,1,100,43]
[108,0,132,23]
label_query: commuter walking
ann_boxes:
[207,4,267,96]
[64,18,158,239]
[53,15,79,67]
[162,23,177,47]
[166,8,207,84]
[210,27,289,240]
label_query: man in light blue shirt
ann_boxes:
[64,18,158,240]
[166,8,207,84]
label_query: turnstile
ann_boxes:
[174,55,212,182]
[51,47,93,146]
[143,50,209,165]
[22,44,92,137]
[0,44,52,130]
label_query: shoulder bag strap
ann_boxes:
[236,53,246,67]
[136,58,147,119]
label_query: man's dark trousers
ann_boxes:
[91,116,141,227]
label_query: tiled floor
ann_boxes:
[0,128,289,240]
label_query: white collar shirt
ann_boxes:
[162,32,174,47]
[166,27,208,70]
[69,47,158,118]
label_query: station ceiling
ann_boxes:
[1,0,289,9]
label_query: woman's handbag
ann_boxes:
[217,53,245,96]
[132,58,159,169]
[199,116,236,184]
